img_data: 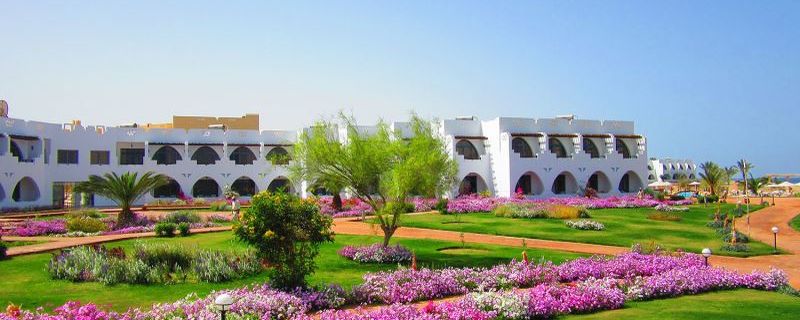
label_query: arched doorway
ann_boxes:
[551,172,578,195]
[511,138,534,158]
[232,177,258,196]
[152,146,182,165]
[455,140,480,160]
[192,177,220,198]
[514,172,544,195]
[230,147,257,165]
[458,173,488,196]
[153,178,181,198]
[619,171,644,193]
[0,184,5,201]
[587,171,612,193]
[267,177,293,193]
[548,138,568,158]
[616,139,631,159]
[266,147,290,165]
[583,138,600,158]
[191,146,220,165]
[13,177,40,202]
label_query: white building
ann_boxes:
[647,158,697,183]
[0,111,648,210]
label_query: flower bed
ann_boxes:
[655,204,690,212]
[447,194,694,214]
[338,244,413,263]
[565,219,605,231]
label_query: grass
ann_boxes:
[0,231,586,312]
[566,289,800,320]
[4,240,44,247]
[790,213,800,232]
[399,204,775,257]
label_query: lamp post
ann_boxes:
[214,293,234,320]
[772,226,779,254]
[701,248,712,267]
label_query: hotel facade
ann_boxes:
[0,108,648,210]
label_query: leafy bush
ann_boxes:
[384,201,415,215]
[172,199,188,206]
[721,230,750,243]
[209,200,230,212]
[338,244,413,263]
[193,250,262,282]
[234,191,334,289]
[162,211,201,224]
[721,243,750,252]
[208,214,232,223]
[192,198,208,206]
[66,210,105,219]
[565,219,605,231]
[669,195,685,201]
[134,242,194,270]
[0,241,7,259]
[178,222,191,237]
[492,203,548,219]
[630,241,666,255]
[547,205,591,219]
[154,222,177,237]
[647,212,682,222]
[697,194,719,203]
[66,217,109,233]
[434,198,449,214]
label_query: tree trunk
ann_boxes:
[333,193,343,211]
[117,207,135,228]
[381,225,398,247]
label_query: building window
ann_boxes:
[266,147,290,165]
[230,146,257,165]
[455,140,480,160]
[548,138,568,158]
[616,139,632,159]
[511,138,534,158]
[582,138,600,158]
[119,148,145,165]
[90,150,110,165]
[152,146,182,165]
[57,150,79,164]
[191,146,220,165]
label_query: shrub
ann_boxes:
[565,219,605,231]
[162,211,201,224]
[647,212,682,222]
[721,243,750,252]
[234,191,334,289]
[630,241,666,255]
[384,201,414,214]
[208,214,232,223]
[434,198,449,214]
[66,217,109,233]
[721,230,750,243]
[209,200,230,212]
[669,195,685,201]
[134,242,194,270]
[66,209,105,219]
[154,222,177,237]
[0,241,7,259]
[172,199,188,206]
[192,198,208,206]
[492,203,548,219]
[193,250,262,282]
[178,222,191,237]
[547,205,590,219]
[338,244,413,263]
[697,194,719,203]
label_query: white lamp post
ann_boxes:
[771,226,779,254]
[701,248,712,267]
[214,293,234,320]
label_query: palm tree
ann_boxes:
[744,174,769,196]
[75,171,167,227]
[699,162,725,196]
[722,166,739,200]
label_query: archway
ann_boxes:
[230,147,257,165]
[12,177,40,202]
[458,173,488,196]
[616,139,631,158]
[548,138,568,158]
[267,177,293,193]
[511,138,533,158]
[152,146,182,165]
[0,184,5,201]
[619,171,645,193]
[10,140,23,161]
[514,172,544,195]
[551,171,578,195]
[266,147,290,165]
[587,171,612,193]
[455,140,480,160]
[192,177,220,198]
[153,178,181,198]
[191,146,220,165]
[583,138,600,158]
[232,177,258,196]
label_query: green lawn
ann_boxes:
[4,240,44,247]
[398,204,775,257]
[0,231,585,311]
[566,289,800,319]
[790,213,800,232]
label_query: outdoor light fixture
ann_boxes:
[701,248,712,267]
[772,226,779,254]
[214,293,234,320]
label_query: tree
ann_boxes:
[75,172,167,227]
[234,191,333,289]
[722,166,739,200]
[290,113,458,246]
[742,174,769,196]
[737,159,754,196]
[699,162,726,196]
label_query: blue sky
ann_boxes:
[0,1,797,175]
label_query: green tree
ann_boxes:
[742,174,769,195]
[75,172,167,227]
[699,162,726,196]
[722,166,739,199]
[233,191,333,289]
[290,113,458,246]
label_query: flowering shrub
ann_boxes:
[447,194,693,214]
[565,219,605,231]
[655,204,689,212]
[8,219,67,236]
[317,197,375,218]
[339,244,413,263]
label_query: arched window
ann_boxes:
[10,141,23,161]
[455,140,480,160]
[191,146,220,165]
[619,171,644,193]
[153,178,181,198]
[192,177,220,197]
[616,139,631,159]
[230,146,257,165]
[582,138,600,158]
[548,138,567,158]
[551,172,577,194]
[232,177,257,196]
[267,177,292,192]
[266,147,290,165]
[458,173,487,196]
[152,146,182,165]
[511,138,533,158]
[13,177,40,202]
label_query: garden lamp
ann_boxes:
[214,293,234,320]
[772,226,779,254]
[701,248,712,267]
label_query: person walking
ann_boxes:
[231,196,240,220]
